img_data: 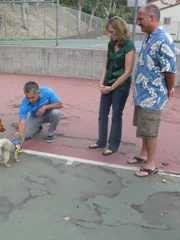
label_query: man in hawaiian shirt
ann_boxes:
[128,3,177,177]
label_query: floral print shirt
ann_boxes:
[133,27,177,110]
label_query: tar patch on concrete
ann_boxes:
[132,192,180,228]
[0,197,15,221]
[0,153,180,240]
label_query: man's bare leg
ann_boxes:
[135,138,157,177]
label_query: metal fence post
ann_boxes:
[44,1,46,39]
[132,0,138,41]
[3,0,7,40]
[85,13,87,38]
[26,0,29,40]
[96,18,97,38]
[56,0,60,46]
[68,11,69,39]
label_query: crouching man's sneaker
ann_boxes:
[46,135,55,143]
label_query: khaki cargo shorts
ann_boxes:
[133,106,162,139]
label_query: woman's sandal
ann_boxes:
[102,149,113,156]
[89,144,101,149]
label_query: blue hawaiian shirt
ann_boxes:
[133,27,177,110]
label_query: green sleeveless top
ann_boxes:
[104,38,135,87]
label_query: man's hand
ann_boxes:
[36,106,46,117]
[168,88,175,100]
[18,119,25,134]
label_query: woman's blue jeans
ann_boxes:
[96,84,130,152]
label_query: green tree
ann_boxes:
[21,0,28,30]
[83,0,100,32]
[60,0,133,23]
[73,0,85,35]
[107,0,133,23]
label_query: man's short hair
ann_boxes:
[143,3,160,21]
[23,81,39,94]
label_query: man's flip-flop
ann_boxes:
[135,167,159,177]
[128,156,147,164]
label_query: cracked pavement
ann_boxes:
[0,153,180,239]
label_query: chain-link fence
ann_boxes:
[59,7,103,39]
[0,1,103,41]
[1,0,179,44]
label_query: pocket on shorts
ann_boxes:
[139,111,161,138]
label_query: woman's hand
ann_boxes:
[99,84,104,93]
[102,86,112,94]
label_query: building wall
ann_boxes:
[0,45,180,86]
[160,5,180,40]
[154,1,180,40]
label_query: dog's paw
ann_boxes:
[15,159,20,163]
[4,163,11,167]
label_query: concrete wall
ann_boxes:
[0,45,180,86]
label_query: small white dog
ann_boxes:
[0,133,24,167]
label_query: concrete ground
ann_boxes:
[0,153,180,240]
[1,73,180,239]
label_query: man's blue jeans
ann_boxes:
[96,84,130,152]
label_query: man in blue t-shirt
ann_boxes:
[18,81,63,143]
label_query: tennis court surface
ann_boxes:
[0,39,180,51]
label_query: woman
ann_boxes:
[89,16,135,155]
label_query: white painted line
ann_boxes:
[158,171,180,178]
[23,149,139,171]
[22,149,180,178]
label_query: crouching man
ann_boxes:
[18,81,63,143]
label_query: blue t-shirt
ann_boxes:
[133,27,177,110]
[20,87,61,119]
